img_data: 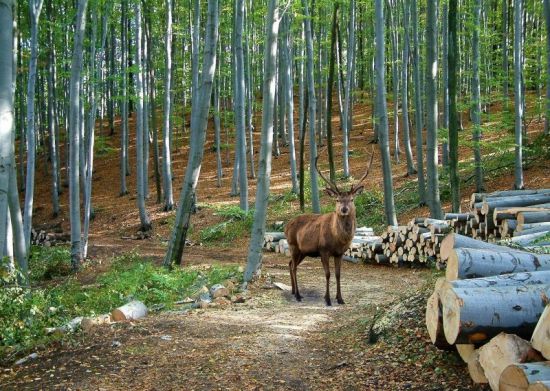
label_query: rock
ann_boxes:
[160,335,172,341]
[15,353,38,366]
[223,279,235,292]
[214,297,231,306]
[210,284,229,299]
[111,340,122,348]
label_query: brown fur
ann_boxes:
[284,189,361,306]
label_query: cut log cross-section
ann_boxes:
[111,300,148,321]
[500,362,550,391]
[441,284,550,345]
[531,305,550,360]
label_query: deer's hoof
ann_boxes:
[295,295,302,302]
[337,298,345,305]
[325,299,332,306]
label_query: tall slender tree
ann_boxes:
[68,0,88,270]
[235,0,248,211]
[244,0,280,283]
[513,0,524,189]
[401,0,416,176]
[425,0,443,219]
[342,0,355,178]
[325,2,338,183]
[120,0,129,196]
[544,0,550,135]
[471,0,484,192]
[23,0,44,252]
[164,0,219,267]
[162,0,174,211]
[375,0,397,226]
[411,0,426,205]
[448,0,460,212]
[302,0,320,213]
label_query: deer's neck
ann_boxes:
[332,212,356,241]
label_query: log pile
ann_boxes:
[31,229,70,247]
[425,233,550,390]
[456,189,550,244]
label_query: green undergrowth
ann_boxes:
[198,204,254,245]
[0,250,241,360]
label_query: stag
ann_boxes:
[284,151,374,306]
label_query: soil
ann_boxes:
[2,95,549,390]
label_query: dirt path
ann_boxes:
[2,253,477,390]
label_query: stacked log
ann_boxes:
[425,233,550,389]
[31,229,70,247]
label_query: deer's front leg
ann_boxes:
[334,255,345,305]
[321,253,331,306]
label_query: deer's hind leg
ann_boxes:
[321,252,332,306]
[334,255,345,304]
[289,250,305,302]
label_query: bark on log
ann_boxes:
[509,232,550,247]
[440,233,525,261]
[517,222,550,233]
[494,205,550,226]
[531,305,550,360]
[470,190,550,208]
[111,300,148,321]
[481,195,550,216]
[446,249,550,280]
[468,349,489,384]
[478,333,538,391]
[441,284,550,345]
[443,270,550,289]
[500,362,550,391]
[518,211,550,226]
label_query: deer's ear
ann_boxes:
[325,188,338,197]
[352,185,364,195]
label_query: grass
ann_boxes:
[0,250,241,359]
[198,204,254,245]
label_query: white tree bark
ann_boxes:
[244,0,280,282]
[162,0,174,211]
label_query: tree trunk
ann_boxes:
[513,0,524,189]
[244,0,280,282]
[134,1,151,232]
[441,0,449,167]
[282,15,297,194]
[471,0,484,193]
[120,0,129,196]
[388,0,400,164]
[162,0,174,211]
[235,0,248,211]
[342,0,355,178]
[401,0,416,176]
[375,0,397,226]
[164,0,219,267]
[448,0,460,212]
[411,0,426,205]
[446,248,550,280]
[544,0,550,135]
[23,0,44,253]
[325,3,338,183]
[302,0,320,213]
[441,284,550,344]
[425,0,442,219]
[68,0,87,270]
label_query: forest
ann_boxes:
[1,0,550,389]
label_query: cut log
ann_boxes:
[494,205,550,226]
[111,300,148,321]
[528,381,550,391]
[509,232,550,247]
[443,271,550,290]
[478,333,539,391]
[446,248,550,280]
[441,284,550,345]
[481,195,550,216]
[425,289,452,349]
[81,314,112,332]
[531,305,550,360]
[440,233,525,261]
[517,222,550,233]
[468,349,489,384]
[456,343,476,363]
[471,190,550,208]
[264,232,286,242]
[518,211,550,226]
[500,362,550,391]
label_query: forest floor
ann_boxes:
[2,95,550,390]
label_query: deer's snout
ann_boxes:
[340,206,349,215]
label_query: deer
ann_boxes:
[284,149,374,306]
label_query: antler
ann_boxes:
[315,155,339,193]
[351,146,375,192]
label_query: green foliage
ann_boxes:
[94,135,116,156]
[355,189,386,232]
[0,253,241,357]
[29,246,72,282]
[199,205,254,244]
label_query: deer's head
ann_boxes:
[315,148,375,218]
